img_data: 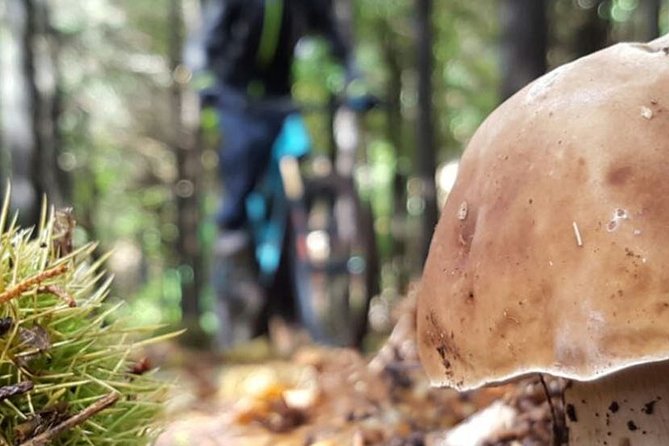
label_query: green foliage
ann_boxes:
[432,0,499,156]
[0,196,171,445]
[48,0,189,326]
[354,0,499,161]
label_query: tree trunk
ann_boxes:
[382,23,410,293]
[499,0,547,101]
[0,0,65,225]
[1,0,41,226]
[0,3,6,189]
[574,0,610,57]
[415,0,438,265]
[32,0,66,207]
[334,0,354,45]
[639,0,661,41]
[168,0,204,326]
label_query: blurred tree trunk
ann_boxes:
[574,0,611,57]
[168,0,204,327]
[639,0,661,41]
[334,0,354,44]
[499,0,547,101]
[415,0,438,265]
[381,23,409,293]
[0,0,65,226]
[33,0,66,207]
[1,0,42,225]
[0,4,6,189]
[382,31,403,167]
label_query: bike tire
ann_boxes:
[289,174,379,347]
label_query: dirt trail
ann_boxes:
[154,299,557,446]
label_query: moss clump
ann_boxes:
[0,197,173,445]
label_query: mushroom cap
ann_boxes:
[417,36,669,391]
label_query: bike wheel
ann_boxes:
[289,174,379,347]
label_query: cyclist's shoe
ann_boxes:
[213,229,249,257]
[212,229,265,351]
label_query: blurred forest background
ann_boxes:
[0,0,666,341]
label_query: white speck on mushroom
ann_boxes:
[572,221,583,247]
[641,106,654,119]
[457,201,468,221]
[607,208,630,232]
[633,229,642,236]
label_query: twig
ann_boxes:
[0,381,33,402]
[572,221,583,247]
[0,264,68,305]
[18,392,119,446]
[37,285,76,307]
[538,374,558,445]
[538,374,567,446]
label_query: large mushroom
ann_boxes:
[417,35,669,444]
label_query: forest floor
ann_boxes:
[151,298,560,446]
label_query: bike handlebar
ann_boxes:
[199,86,382,115]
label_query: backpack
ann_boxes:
[203,0,285,88]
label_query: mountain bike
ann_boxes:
[246,99,379,347]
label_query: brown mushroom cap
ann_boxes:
[417,36,669,391]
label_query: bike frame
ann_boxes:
[243,101,378,346]
[245,113,311,286]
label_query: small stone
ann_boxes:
[640,106,653,120]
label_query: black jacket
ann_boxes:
[204,0,350,97]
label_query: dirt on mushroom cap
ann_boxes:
[417,35,669,391]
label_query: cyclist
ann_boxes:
[202,0,364,350]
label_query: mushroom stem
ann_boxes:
[565,359,669,445]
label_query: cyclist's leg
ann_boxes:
[212,229,263,349]
[212,104,284,350]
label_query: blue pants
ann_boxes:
[215,87,287,230]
